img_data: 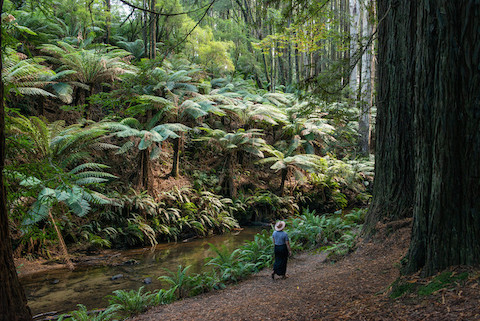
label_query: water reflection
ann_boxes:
[21,227,264,315]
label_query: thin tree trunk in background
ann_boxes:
[149,0,157,59]
[223,152,237,198]
[369,0,377,153]
[139,149,151,191]
[0,0,34,317]
[295,47,300,83]
[48,210,74,271]
[104,0,111,44]
[349,0,360,89]
[262,52,271,91]
[171,137,180,177]
[362,0,416,235]
[357,0,373,155]
[279,167,288,196]
[142,0,148,57]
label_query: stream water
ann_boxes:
[20,227,264,316]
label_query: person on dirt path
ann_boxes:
[272,221,292,280]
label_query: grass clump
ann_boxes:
[417,271,469,296]
[390,270,470,299]
[389,279,416,299]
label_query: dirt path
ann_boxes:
[133,224,480,321]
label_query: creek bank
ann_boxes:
[133,222,480,321]
[19,227,263,316]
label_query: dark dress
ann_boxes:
[272,230,289,276]
[273,244,289,276]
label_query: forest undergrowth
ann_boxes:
[131,220,480,321]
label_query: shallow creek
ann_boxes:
[20,227,263,316]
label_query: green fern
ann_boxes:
[57,304,118,321]
[107,286,156,317]
[158,265,192,299]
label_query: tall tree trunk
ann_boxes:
[149,0,157,59]
[139,149,151,191]
[357,0,374,155]
[349,0,360,89]
[404,0,480,276]
[48,210,74,270]
[171,137,180,177]
[142,0,148,56]
[369,0,377,153]
[262,52,271,91]
[104,0,111,44]
[294,47,300,83]
[83,85,94,120]
[223,152,237,198]
[279,167,288,196]
[0,0,34,317]
[362,0,416,235]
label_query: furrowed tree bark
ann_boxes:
[404,0,480,276]
[362,0,416,235]
[0,0,33,317]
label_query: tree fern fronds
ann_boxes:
[91,142,119,151]
[116,140,135,154]
[75,177,110,185]
[69,162,110,174]
[74,171,117,180]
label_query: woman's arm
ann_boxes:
[286,240,292,256]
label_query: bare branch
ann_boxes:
[118,0,213,17]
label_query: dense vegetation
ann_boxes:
[2,0,374,264]
[2,0,478,320]
[0,0,377,319]
[57,208,366,320]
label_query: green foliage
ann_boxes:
[344,208,367,225]
[288,208,324,249]
[158,265,192,299]
[189,270,226,296]
[300,156,373,212]
[191,170,220,193]
[389,271,470,299]
[184,23,235,76]
[107,286,156,318]
[57,304,118,321]
[206,244,255,283]
[40,41,137,87]
[241,190,298,222]
[417,272,469,296]
[389,279,416,299]
[2,49,57,100]
[159,187,240,237]
[241,230,274,270]
[6,114,117,254]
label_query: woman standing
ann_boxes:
[272,221,292,280]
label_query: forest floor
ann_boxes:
[132,220,480,321]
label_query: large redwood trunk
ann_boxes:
[365,0,480,276]
[0,0,33,316]
[362,0,416,235]
[404,0,480,275]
